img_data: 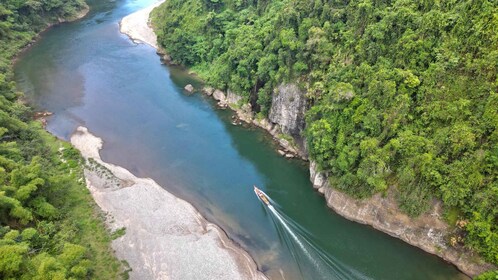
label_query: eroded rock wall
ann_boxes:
[269,84,306,137]
[309,161,494,277]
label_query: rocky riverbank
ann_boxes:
[309,162,494,277]
[71,126,266,280]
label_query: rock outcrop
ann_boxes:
[213,89,226,102]
[201,85,303,157]
[269,84,307,137]
[268,83,307,155]
[211,89,228,107]
[184,84,194,93]
[208,88,245,109]
[202,86,214,96]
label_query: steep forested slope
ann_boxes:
[152,0,498,267]
[0,1,123,278]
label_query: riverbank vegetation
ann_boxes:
[0,1,123,278]
[152,0,498,269]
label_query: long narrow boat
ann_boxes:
[254,185,270,206]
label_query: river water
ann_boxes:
[14,0,467,279]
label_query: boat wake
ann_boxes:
[255,186,371,280]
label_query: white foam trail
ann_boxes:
[268,205,332,279]
[267,204,373,280]
[259,188,371,280]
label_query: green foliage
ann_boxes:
[466,212,498,264]
[110,227,126,240]
[152,0,498,268]
[0,242,28,276]
[0,0,86,73]
[0,0,124,279]
[475,270,498,280]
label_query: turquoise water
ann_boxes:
[14,0,467,279]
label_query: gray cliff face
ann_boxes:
[269,84,306,138]
[203,84,308,157]
[309,161,495,277]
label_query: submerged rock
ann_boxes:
[184,84,194,93]
[33,111,53,118]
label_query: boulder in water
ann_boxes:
[184,84,194,93]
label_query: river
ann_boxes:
[14,0,467,279]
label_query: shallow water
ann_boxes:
[15,0,467,279]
